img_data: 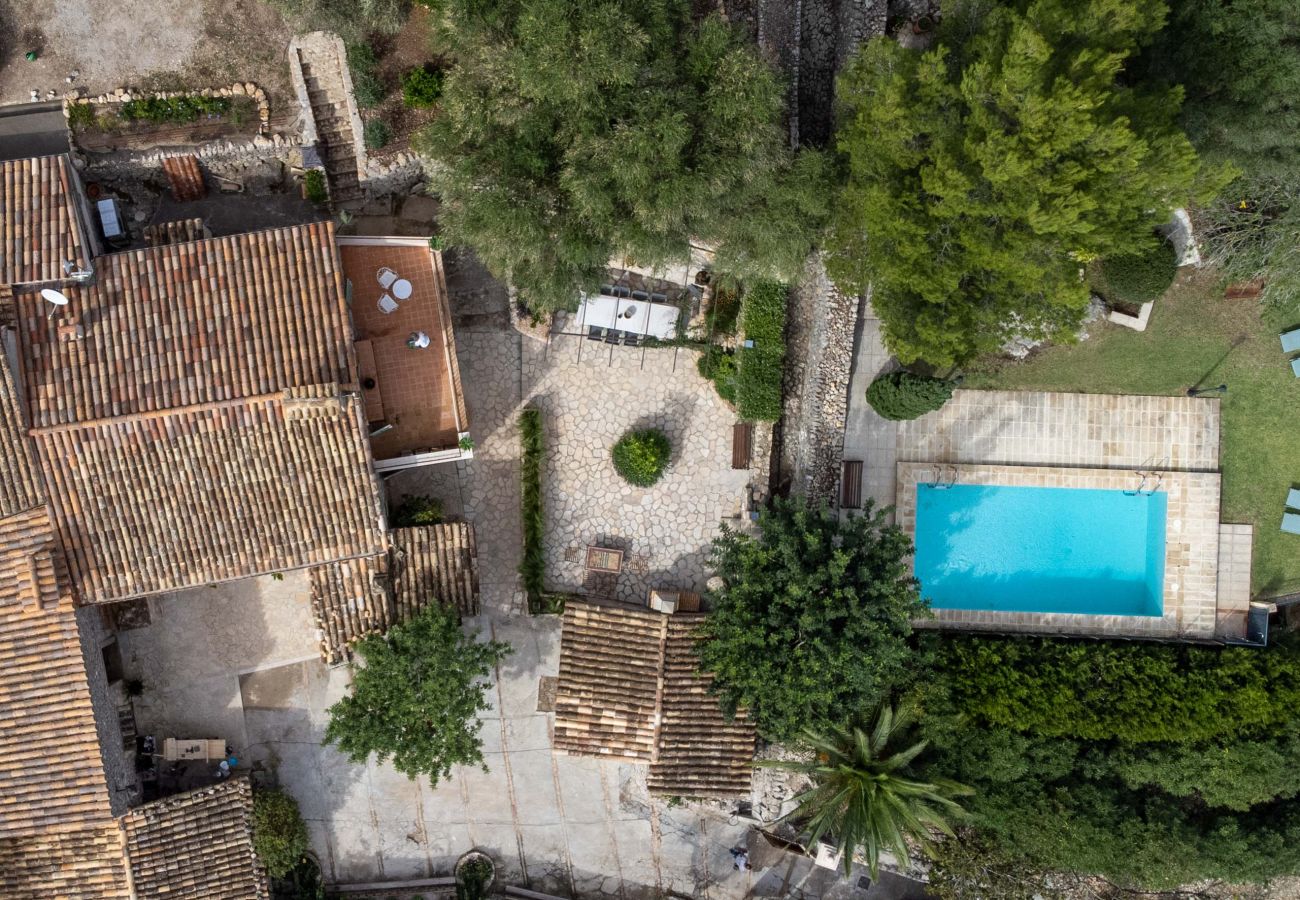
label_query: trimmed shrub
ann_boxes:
[705,285,742,336]
[865,372,954,421]
[347,42,385,109]
[119,94,231,124]
[519,408,545,605]
[612,428,671,487]
[391,495,442,527]
[734,280,788,421]
[251,789,309,879]
[304,169,328,204]
[1098,238,1179,305]
[401,65,444,108]
[363,118,392,150]
[697,346,737,405]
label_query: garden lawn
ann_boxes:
[964,270,1300,597]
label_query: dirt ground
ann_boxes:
[0,0,295,108]
[358,4,440,158]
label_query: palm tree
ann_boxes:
[761,702,971,877]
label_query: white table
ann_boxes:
[575,294,679,339]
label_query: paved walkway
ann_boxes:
[841,296,899,518]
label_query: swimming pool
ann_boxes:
[913,483,1167,617]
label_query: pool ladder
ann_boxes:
[927,465,958,489]
[1126,468,1165,496]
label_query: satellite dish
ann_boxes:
[41,288,70,320]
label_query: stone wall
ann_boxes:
[777,253,859,505]
[75,605,140,816]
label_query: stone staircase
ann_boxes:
[290,33,366,205]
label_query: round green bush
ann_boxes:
[401,65,444,108]
[363,119,391,150]
[251,789,309,879]
[697,346,737,405]
[865,372,954,421]
[611,429,671,487]
[1098,238,1178,304]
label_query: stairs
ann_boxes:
[292,35,366,205]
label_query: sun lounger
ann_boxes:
[1284,512,1300,535]
[1293,357,1300,378]
[1282,327,1300,354]
[1288,488,1300,510]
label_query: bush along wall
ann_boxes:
[865,371,954,421]
[519,408,546,611]
[734,280,788,421]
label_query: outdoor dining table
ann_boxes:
[574,293,679,339]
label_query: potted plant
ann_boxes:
[455,850,495,900]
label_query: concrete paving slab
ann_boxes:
[375,817,433,881]
[553,754,616,825]
[328,817,384,883]
[508,749,563,826]
[517,824,573,894]
[464,822,526,882]
[367,758,425,817]
[564,822,623,888]
[270,742,332,820]
[504,714,552,752]
[420,821,475,873]
[459,752,516,825]
[130,674,249,752]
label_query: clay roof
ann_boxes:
[161,155,207,202]
[554,602,756,796]
[10,223,387,604]
[648,614,757,797]
[554,603,665,761]
[0,355,130,897]
[122,777,269,900]
[309,523,480,665]
[0,155,89,286]
[16,222,354,429]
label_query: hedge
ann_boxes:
[1098,237,1178,305]
[519,408,545,608]
[697,345,737,405]
[865,371,953,421]
[734,280,788,421]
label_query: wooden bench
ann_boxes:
[732,422,753,469]
[840,460,863,510]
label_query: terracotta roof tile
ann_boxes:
[648,614,756,797]
[122,777,269,900]
[554,603,667,762]
[0,824,130,899]
[161,155,207,202]
[309,523,480,665]
[37,393,386,604]
[0,353,41,519]
[555,602,756,795]
[0,155,89,286]
[17,221,354,429]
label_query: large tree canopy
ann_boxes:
[417,0,829,314]
[695,498,927,743]
[827,0,1205,366]
[325,605,510,786]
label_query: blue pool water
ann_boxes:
[913,484,1167,617]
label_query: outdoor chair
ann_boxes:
[1281,327,1300,354]
[377,267,399,290]
[605,329,621,344]
[1292,357,1300,378]
[1284,512,1300,535]
[624,333,640,347]
[587,326,604,341]
[1288,488,1300,510]
[378,294,398,315]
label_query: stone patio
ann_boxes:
[523,333,750,604]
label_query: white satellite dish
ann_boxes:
[41,288,70,320]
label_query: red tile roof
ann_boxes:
[11,223,387,604]
[0,355,130,898]
[0,155,90,285]
[122,778,269,899]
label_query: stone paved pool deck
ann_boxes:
[841,317,1255,641]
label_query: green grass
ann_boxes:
[964,270,1300,597]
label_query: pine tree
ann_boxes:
[828,0,1205,366]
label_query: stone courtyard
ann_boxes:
[524,333,751,604]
